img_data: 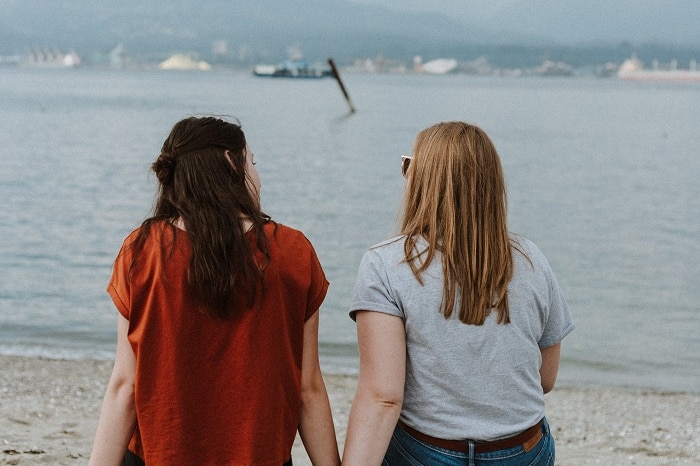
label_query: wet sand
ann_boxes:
[1,354,697,465]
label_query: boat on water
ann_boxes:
[618,56,700,82]
[253,60,333,78]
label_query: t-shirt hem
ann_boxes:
[349,301,402,321]
[107,283,129,320]
[539,322,576,348]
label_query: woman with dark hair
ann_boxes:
[342,122,574,465]
[89,117,340,466]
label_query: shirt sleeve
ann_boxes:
[538,255,575,348]
[304,237,329,321]
[106,236,134,320]
[349,248,403,321]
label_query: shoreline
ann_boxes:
[1,355,697,465]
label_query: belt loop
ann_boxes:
[542,417,550,436]
[468,440,475,466]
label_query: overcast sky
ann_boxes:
[347,0,700,45]
[348,0,514,20]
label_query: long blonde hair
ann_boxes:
[401,122,512,325]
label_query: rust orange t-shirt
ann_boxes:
[107,221,328,465]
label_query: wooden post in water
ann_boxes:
[328,58,355,113]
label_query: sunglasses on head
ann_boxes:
[401,155,413,178]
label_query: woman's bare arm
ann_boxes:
[298,311,341,465]
[540,342,561,394]
[342,311,406,466]
[88,314,137,466]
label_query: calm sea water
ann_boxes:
[1,67,698,393]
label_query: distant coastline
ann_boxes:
[3,48,700,81]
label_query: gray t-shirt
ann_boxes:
[350,234,574,441]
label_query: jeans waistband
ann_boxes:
[397,419,543,454]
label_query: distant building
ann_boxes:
[159,54,211,71]
[22,47,80,68]
[532,60,573,76]
[211,40,229,59]
[413,56,458,74]
[109,44,128,68]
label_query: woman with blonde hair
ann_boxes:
[89,116,340,466]
[343,122,574,465]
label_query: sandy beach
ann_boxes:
[1,354,697,465]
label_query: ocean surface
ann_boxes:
[1,67,698,393]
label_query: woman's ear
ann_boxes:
[224,150,234,164]
[224,150,239,174]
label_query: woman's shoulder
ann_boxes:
[510,233,536,251]
[361,235,407,264]
[267,221,299,238]
[266,221,315,249]
[509,233,553,270]
[120,219,179,249]
[368,235,405,251]
[130,219,174,236]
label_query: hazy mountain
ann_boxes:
[488,0,700,45]
[0,0,510,59]
[350,0,700,46]
[1,0,697,65]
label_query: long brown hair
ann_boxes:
[134,116,270,317]
[401,122,512,325]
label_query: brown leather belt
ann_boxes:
[397,419,543,454]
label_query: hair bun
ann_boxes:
[153,151,176,184]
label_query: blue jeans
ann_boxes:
[382,418,554,466]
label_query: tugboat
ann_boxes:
[253,60,332,78]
